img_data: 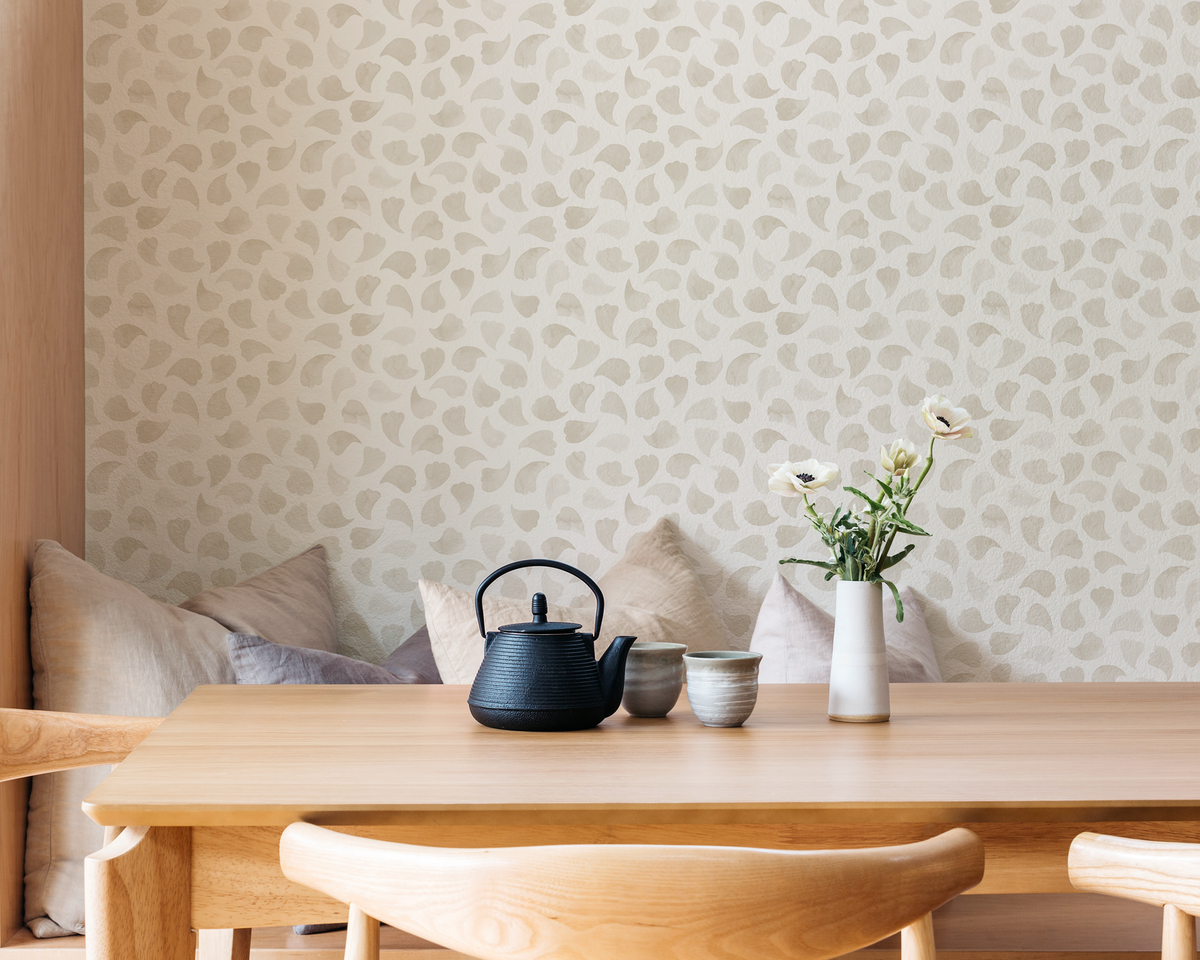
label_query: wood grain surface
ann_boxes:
[186,819,1200,926]
[0,0,86,938]
[0,895,1186,956]
[278,823,983,960]
[83,826,192,960]
[84,684,1200,827]
[0,710,161,782]
[197,927,251,960]
[1070,832,1200,914]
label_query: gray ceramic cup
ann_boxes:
[683,651,763,727]
[622,642,687,717]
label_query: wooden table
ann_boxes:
[83,683,1200,960]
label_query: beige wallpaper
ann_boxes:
[84,0,1200,679]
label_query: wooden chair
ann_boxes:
[1069,832,1200,960]
[0,707,251,960]
[279,822,984,960]
[0,706,162,816]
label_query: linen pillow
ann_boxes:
[227,633,404,684]
[179,545,336,652]
[421,518,726,685]
[25,541,336,937]
[749,572,942,683]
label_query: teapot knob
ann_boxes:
[531,593,548,624]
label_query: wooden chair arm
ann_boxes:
[0,707,161,781]
[1069,831,1200,915]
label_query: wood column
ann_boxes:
[84,826,192,960]
[0,0,85,941]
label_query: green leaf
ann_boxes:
[888,515,932,537]
[880,577,905,622]
[878,542,915,571]
[867,473,896,499]
[780,557,841,574]
[844,486,885,511]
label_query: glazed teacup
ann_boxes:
[683,651,763,727]
[622,642,687,717]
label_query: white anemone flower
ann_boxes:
[921,395,974,440]
[881,438,921,476]
[768,459,840,497]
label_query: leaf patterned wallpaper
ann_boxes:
[84,0,1200,680]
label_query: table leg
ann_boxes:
[84,824,192,960]
[198,927,252,960]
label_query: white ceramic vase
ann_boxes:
[828,580,890,723]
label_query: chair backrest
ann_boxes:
[1069,832,1200,960]
[0,707,161,782]
[280,823,984,960]
[1070,831,1200,914]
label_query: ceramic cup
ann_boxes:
[683,651,763,727]
[621,642,687,717]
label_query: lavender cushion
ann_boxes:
[379,626,441,684]
[227,634,405,685]
[749,573,942,683]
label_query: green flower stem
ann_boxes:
[907,434,938,500]
[874,434,936,569]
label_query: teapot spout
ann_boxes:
[598,636,637,719]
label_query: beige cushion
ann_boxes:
[179,545,336,651]
[422,518,727,685]
[750,572,942,683]
[24,541,333,937]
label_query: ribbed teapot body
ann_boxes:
[468,631,607,731]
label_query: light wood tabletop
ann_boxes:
[85,682,1200,827]
[79,683,1200,960]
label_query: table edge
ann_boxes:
[83,799,1200,828]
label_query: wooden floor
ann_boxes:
[0,894,1187,957]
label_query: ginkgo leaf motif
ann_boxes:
[80,0,1200,679]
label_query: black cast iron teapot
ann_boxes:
[467,559,636,732]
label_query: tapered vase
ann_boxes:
[828,580,890,722]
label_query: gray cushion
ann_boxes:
[379,626,441,684]
[227,633,404,684]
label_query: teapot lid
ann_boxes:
[497,593,583,635]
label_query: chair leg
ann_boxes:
[345,904,380,960]
[197,928,252,960]
[900,912,935,960]
[1163,904,1197,960]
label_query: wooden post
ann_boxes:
[0,0,85,934]
[345,905,380,960]
[1163,904,1197,960]
[197,927,252,960]
[900,912,936,960]
[84,826,192,960]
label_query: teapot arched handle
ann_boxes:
[475,559,604,641]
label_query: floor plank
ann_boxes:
[0,894,1190,956]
